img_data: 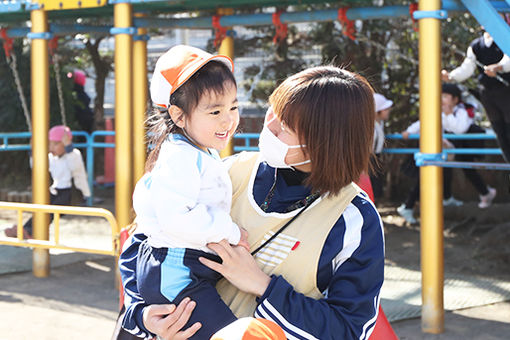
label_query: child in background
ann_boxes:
[370,93,393,202]
[440,83,496,208]
[4,125,90,238]
[120,45,249,339]
[398,83,496,224]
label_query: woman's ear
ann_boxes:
[168,106,186,129]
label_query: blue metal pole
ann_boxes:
[459,0,510,56]
[422,160,510,170]
[86,132,94,206]
[443,0,510,11]
[1,2,509,38]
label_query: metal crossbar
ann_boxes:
[421,160,510,170]
[0,201,120,256]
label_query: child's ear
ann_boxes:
[168,106,186,129]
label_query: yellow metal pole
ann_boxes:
[114,3,133,231]
[133,18,148,185]
[418,0,444,334]
[217,8,235,159]
[31,9,50,278]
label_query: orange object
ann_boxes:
[150,45,233,111]
[369,306,399,340]
[211,317,286,340]
[272,11,288,44]
[337,7,356,41]
[96,118,115,184]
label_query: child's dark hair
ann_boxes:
[442,83,461,100]
[145,60,236,172]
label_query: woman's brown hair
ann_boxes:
[269,66,375,196]
[145,60,236,172]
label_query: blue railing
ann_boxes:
[0,131,114,206]
[1,131,506,204]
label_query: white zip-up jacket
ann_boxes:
[48,148,90,197]
[405,104,473,135]
[133,134,241,251]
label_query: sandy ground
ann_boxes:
[0,192,509,339]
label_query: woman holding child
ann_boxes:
[119,45,384,340]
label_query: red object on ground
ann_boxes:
[357,172,375,202]
[118,227,130,310]
[356,174,398,340]
[369,306,399,340]
[96,117,115,184]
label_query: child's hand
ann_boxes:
[238,227,250,252]
[61,133,71,146]
[441,69,450,82]
[402,131,410,140]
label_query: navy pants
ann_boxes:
[23,188,72,235]
[136,240,236,339]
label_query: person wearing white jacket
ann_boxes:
[398,84,496,224]
[123,45,250,340]
[4,125,90,239]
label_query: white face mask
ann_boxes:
[258,124,311,169]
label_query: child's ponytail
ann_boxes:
[145,108,176,172]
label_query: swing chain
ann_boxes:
[52,54,67,126]
[8,52,32,132]
[49,36,67,126]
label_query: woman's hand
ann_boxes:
[143,298,201,340]
[199,240,271,297]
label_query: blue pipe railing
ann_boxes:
[2,1,509,38]
[86,131,115,206]
[0,131,114,206]
[1,131,506,204]
[233,132,504,156]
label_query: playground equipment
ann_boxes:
[0,0,509,335]
[0,201,119,256]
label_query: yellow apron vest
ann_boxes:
[217,152,361,317]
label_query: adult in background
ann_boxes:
[68,69,94,133]
[442,24,510,162]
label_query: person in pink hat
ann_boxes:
[4,125,90,239]
[68,69,94,133]
[119,45,249,339]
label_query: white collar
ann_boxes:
[483,32,493,47]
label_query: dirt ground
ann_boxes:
[379,200,510,282]
[1,187,509,339]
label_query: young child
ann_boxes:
[4,125,90,238]
[121,45,249,339]
[370,93,393,202]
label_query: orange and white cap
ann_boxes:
[211,317,286,340]
[150,45,234,111]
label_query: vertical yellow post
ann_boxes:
[114,3,133,231]
[418,0,444,334]
[217,8,235,159]
[31,9,50,277]
[133,18,148,185]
